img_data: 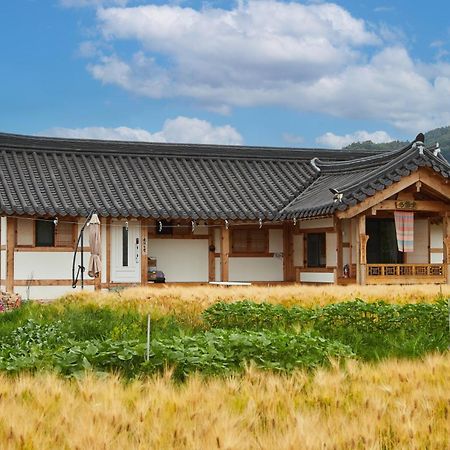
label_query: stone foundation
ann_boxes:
[0,292,22,312]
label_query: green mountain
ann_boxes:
[343,126,450,160]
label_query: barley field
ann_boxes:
[1,285,448,449]
[60,283,449,322]
[0,354,448,450]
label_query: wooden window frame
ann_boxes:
[230,227,269,257]
[15,217,76,250]
[304,232,327,268]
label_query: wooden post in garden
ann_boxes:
[6,217,16,293]
[220,225,230,282]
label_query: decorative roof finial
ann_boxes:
[434,142,441,156]
[310,157,321,172]
[414,132,425,144]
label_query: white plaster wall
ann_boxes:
[342,220,351,243]
[430,223,443,248]
[229,257,283,282]
[16,219,34,246]
[148,239,209,282]
[0,250,5,291]
[343,247,351,266]
[101,222,107,283]
[15,285,94,301]
[406,219,429,264]
[14,251,86,280]
[351,219,357,263]
[215,257,221,282]
[214,228,221,252]
[0,250,5,279]
[299,217,333,229]
[1,217,6,244]
[431,252,444,263]
[268,229,283,253]
[300,272,335,283]
[326,232,337,267]
[293,234,304,267]
[430,222,444,264]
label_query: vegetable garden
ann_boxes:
[0,296,448,379]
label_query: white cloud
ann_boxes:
[41,116,243,145]
[316,130,394,149]
[82,1,450,133]
[60,0,128,7]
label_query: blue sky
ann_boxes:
[1,0,450,148]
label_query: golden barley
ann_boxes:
[0,354,448,449]
[52,284,449,326]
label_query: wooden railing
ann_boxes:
[366,264,446,283]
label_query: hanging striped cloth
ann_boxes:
[394,211,414,252]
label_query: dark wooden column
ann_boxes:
[208,225,216,282]
[336,218,343,283]
[357,214,368,285]
[443,212,450,284]
[283,223,295,281]
[6,217,16,293]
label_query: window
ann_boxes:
[35,220,55,247]
[122,226,129,267]
[231,229,267,254]
[306,233,326,267]
[34,219,74,247]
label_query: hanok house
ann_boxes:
[1,132,450,299]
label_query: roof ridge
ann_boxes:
[0,131,383,161]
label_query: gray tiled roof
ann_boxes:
[279,142,450,218]
[0,132,448,220]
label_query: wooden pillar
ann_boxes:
[336,218,343,283]
[6,217,16,293]
[208,225,216,282]
[443,212,450,284]
[140,219,148,285]
[358,215,368,285]
[283,223,295,281]
[105,217,111,287]
[220,226,230,282]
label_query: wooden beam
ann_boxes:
[220,226,230,282]
[13,279,96,287]
[106,217,111,286]
[140,219,148,285]
[336,218,343,281]
[443,213,450,284]
[283,223,295,281]
[208,226,216,282]
[337,172,421,219]
[6,217,16,293]
[373,200,448,212]
[358,215,367,286]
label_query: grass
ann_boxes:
[0,354,448,449]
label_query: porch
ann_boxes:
[366,263,446,284]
